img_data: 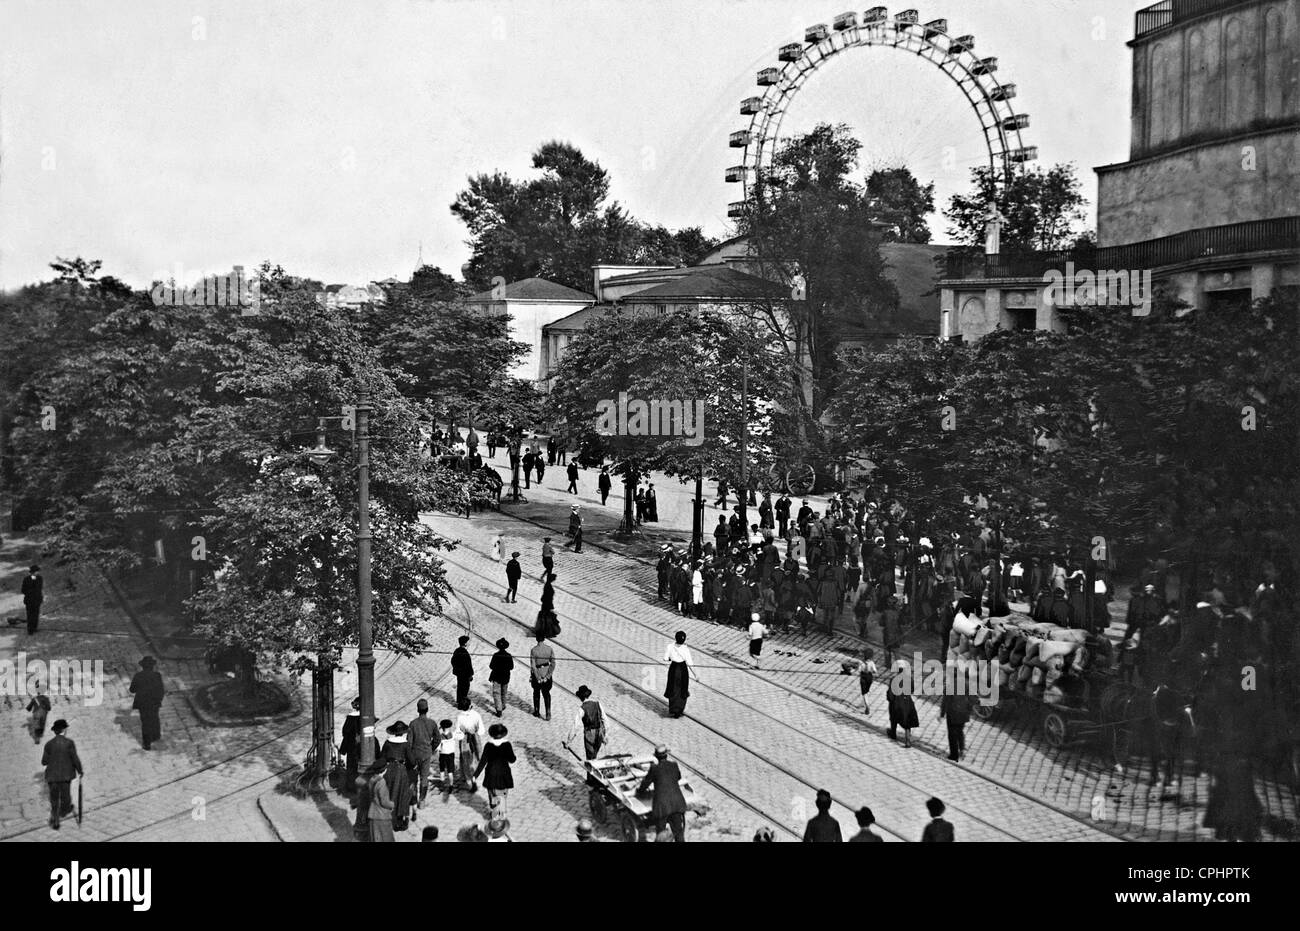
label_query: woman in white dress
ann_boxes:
[490,534,503,563]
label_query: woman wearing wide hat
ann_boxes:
[380,721,417,831]
[473,723,517,819]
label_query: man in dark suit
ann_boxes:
[775,494,792,539]
[129,655,165,750]
[802,788,842,842]
[42,719,83,829]
[505,552,522,603]
[638,745,688,841]
[921,796,954,841]
[22,565,43,634]
[566,461,579,494]
[939,688,971,762]
[598,468,612,505]
[451,635,474,707]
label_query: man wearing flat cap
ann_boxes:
[42,719,82,830]
[638,745,688,841]
[129,656,165,750]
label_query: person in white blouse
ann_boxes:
[662,631,698,718]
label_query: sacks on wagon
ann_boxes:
[1037,640,1075,664]
[952,614,983,639]
[1048,628,1089,643]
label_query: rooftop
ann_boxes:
[464,276,595,303]
[618,264,789,302]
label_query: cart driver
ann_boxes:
[565,685,607,788]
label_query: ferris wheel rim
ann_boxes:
[731,14,1033,205]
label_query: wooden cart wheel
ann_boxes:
[619,812,644,843]
[972,700,996,721]
[1042,710,1069,748]
[787,463,817,496]
[589,789,609,825]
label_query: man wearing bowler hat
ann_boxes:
[42,719,82,830]
[452,635,474,707]
[638,745,688,841]
[22,564,43,634]
[129,655,166,750]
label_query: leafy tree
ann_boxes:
[944,163,1088,252]
[737,122,899,432]
[866,167,935,244]
[451,141,717,291]
[8,267,471,690]
[546,308,792,534]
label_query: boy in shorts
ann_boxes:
[437,719,458,791]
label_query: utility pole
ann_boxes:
[355,389,376,771]
[691,466,703,561]
[738,359,748,531]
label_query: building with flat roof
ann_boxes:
[940,0,1299,342]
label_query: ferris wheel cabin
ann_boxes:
[729,130,751,148]
[893,9,919,29]
[924,18,948,38]
[833,12,858,30]
[757,67,781,86]
[863,7,889,26]
[779,43,804,62]
[740,96,766,115]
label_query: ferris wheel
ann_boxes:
[726,7,1037,217]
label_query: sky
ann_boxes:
[0,0,1145,291]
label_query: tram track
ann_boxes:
[447,554,1021,841]
[445,515,1128,841]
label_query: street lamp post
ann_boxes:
[354,390,377,771]
[738,360,748,531]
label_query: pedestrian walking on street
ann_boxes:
[474,723,516,819]
[22,564,43,634]
[42,719,82,830]
[886,659,919,747]
[537,572,560,639]
[567,685,607,787]
[456,699,486,792]
[490,533,503,563]
[129,655,165,750]
[776,494,791,539]
[566,461,579,494]
[452,635,474,707]
[849,806,883,842]
[489,638,514,717]
[535,451,546,485]
[529,631,556,719]
[365,761,396,843]
[858,648,878,715]
[522,448,534,488]
[540,537,555,582]
[436,718,460,792]
[339,696,376,793]
[639,745,688,841]
[505,551,522,603]
[26,683,51,742]
[575,818,597,842]
[939,685,971,762]
[802,789,842,842]
[644,483,659,522]
[486,817,513,842]
[747,613,767,667]
[663,631,696,718]
[381,721,418,831]
[921,797,954,842]
[598,467,612,505]
[409,699,437,804]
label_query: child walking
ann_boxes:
[436,719,458,791]
[858,648,878,715]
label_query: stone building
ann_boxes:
[941,0,1299,342]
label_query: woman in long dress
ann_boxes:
[474,723,517,819]
[456,698,486,792]
[380,721,416,831]
[491,534,503,562]
[645,484,659,522]
[366,763,396,843]
[663,631,697,718]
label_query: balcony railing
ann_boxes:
[1134,0,1259,39]
[943,216,1300,280]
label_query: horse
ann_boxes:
[1116,661,1213,788]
